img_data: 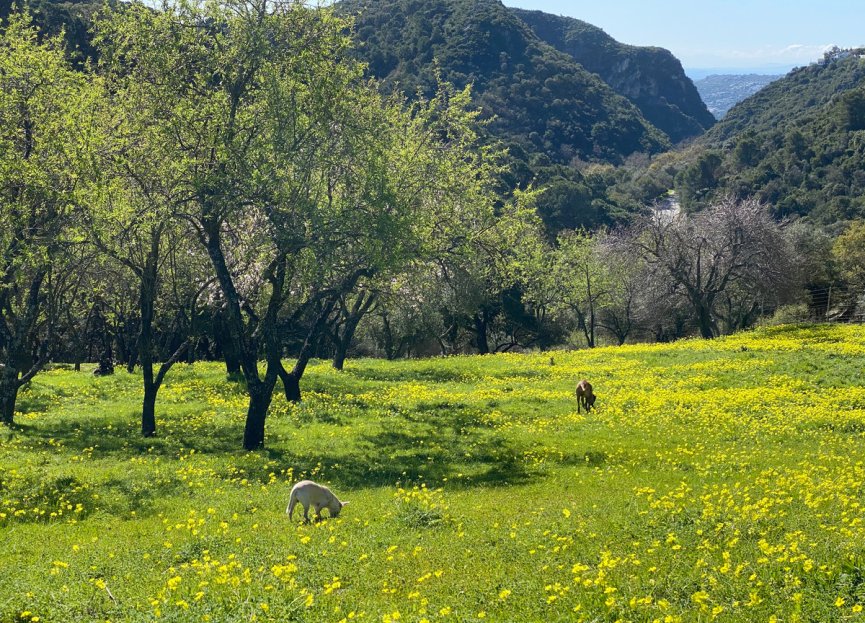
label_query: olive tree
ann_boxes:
[0,12,98,425]
[96,0,506,449]
[833,221,865,289]
[87,45,216,436]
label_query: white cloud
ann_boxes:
[678,42,853,70]
[725,43,836,62]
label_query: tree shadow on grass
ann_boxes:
[14,393,54,414]
[16,404,545,495]
[16,407,548,490]
[100,475,188,517]
[13,410,245,457]
[343,363,553,384]
[14,385,548,496]
[261,426,534,491]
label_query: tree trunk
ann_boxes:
[143,342,188,438]
[91,302,115,376]
[474,312,490,355]
[576,310,593,348]
[330,292,374,370]
[280,346,310,404]
[243,383,272,450]
[213,309,242,378]
[1,272,48,413]
[142,383,157,437]
[332,344,348,371]
[95,351,114,376]
[225,355,241,379]
[585,268,596,348]
[695,302,715,339]
[202,219,257,380]
[381,312,396,360]
[140,349,158,436]
[0,372,18,426]
[332,315,362,371]
[138,228,160,436]
[281,301,333,402]
[282,371,301,402]
[581,319,595,348]
[202,218,278,448]
[116,316,138,374]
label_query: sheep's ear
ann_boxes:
[341,501,350,507]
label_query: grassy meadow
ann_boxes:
[3,324,865,622]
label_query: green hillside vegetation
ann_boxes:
[512,7,715,143]
[0,0,102,63]
[703,51,865,145]
[4,325,865,621]
[667,50,865,221]
[337,0,670,166]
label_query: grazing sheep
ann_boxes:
[286,480,348,522]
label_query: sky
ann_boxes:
[503,0,865,74]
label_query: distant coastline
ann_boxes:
[685,65,795,81]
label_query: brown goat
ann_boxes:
[575,379,596,413]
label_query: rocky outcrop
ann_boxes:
[512,7,715,143]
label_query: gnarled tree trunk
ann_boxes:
[202,217,285,450]
[473,311,490,355]
[0,272,48,426]
[213,307,242,378]
[0,369,17,426]
[331,292,375,370]
[280,300,335,402]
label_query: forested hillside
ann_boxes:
[704,50,865,144]
[511,7,714,143]
[337,0,670,165]
[8,0,703,169]
[668,50,865,221]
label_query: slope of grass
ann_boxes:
[2,324,865,622]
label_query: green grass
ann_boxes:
[3,324,865,622]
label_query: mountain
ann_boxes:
[338,0,671,165]
[670,49,865,221]
[703,51,865,145]
[693,74,782,119]
[510,8,715,144]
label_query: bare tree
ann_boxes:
[628,197,796,338]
